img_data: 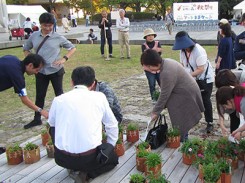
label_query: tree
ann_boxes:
[6,0,28,4]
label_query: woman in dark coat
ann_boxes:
[141,49,204,141]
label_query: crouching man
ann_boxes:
[48,66,119,182]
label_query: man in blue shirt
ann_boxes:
[0,54,48,120]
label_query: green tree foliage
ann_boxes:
[6,0,28,4]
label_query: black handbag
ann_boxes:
[145,114,168,149]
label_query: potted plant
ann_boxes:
[118,123,124,141]
[136,141,151,154]
[23,142,40,164]
[114,138,125,157]
[222,142,239,170]
[41,129,50,146]
[127,123,139,143]
[130,173,146,183]
[152,90,160,101]
[46,139,54,158]
[166,127,180,148]
[6,143,23,165]
[145,152,162,177]
[218,158,231,183]
[147,172,170,183]
[217,137,230,157]
[179,138,200,165]
[203,163,221,183]
[136,149,150,172]
[238,139,245,162]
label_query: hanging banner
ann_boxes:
[173,2,218,21]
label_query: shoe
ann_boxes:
[109,55,114,58]
[24,119,42,129]
[69,170,88,183]
[101,54,105,58]
[206,124,214,134]
[127,56,131,59]
[120,57,124,60]
[0,147,6,154]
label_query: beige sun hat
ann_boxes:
[219,18,229,25]
[143,28,157,39]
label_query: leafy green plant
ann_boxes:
[179,139,200,156]
[127,123,139,131]
[45,122,50,129]
[7,143,22,153]
[47,139,53,146]
[152,91,160,101]
[102,131,107,141]
[203,163,221,183]
[194,152,217,167]
[167,127,180,137]
[118,123,124,133]
[41,129,47,135]
[147,172,169,183]
[218,158,231,174]
[23,142,38,151]
[137,141,150,150]
[203,140,219,156]
[145,152,162,168]
[137,149,150,158]
[116,138,123,144]
[222,142,239,159]
[130,173,146,183]
[239,139,245,153]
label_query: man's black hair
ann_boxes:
[140,49,162,66]
[39,12,55,24]
[71,66,95,87]
[23,54,45,68]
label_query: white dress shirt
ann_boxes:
[116,17,130,32]
[48,85,118,153]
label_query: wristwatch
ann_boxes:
[37,108,43,113]
[63,55,68,61]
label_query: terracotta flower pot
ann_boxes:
[127,130,139,143]
[115,143,125,157]
[199,164,203,181]
[167,136,180,148]
[136,156,146,172]
[145,163,162,178]
[23,147,40,164]
[238,152,244,161]
[216,177,222,183]
[46,144,54,158]
[41,132,50,146]
[6,149,23,165]
[221,172,231,183]
[182,153,196,165]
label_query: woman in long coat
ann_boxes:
[141,49,204,141]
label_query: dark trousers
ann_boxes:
[145,71,160,99]
[100,36,112,55]
[24,28,33,35]
[54,143,118,178]
[72,19,76,27]
[201,82,213,123]
[229,111,240,133]
[34,68,64,120]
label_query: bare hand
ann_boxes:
[233,132,241,141]
[41,109,49,119]
[220,125,229,136]
[52,58,66,67]
[151,113,158,121]
[216,62,220,70]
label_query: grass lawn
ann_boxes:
[0,44,217,119]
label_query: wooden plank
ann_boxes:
[35,163,64,182]
[180,165,199,183]
[232,160,244,183]
[48,169,70,183]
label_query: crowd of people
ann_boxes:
[2,8,245,182]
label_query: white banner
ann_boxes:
[173,2,218,21]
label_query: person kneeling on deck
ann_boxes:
[48,66,119,182]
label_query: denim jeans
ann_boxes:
[100,36,112,55]
[145,71,160,99]
[201,82,213,123]
[34,68,64,120]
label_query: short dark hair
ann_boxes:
[219,23,232,37]
[71,66,95,87]
[140,49,162,66]
[90,28,94,32]
[22,54,45,68]
[39,12,55,24]
[215,69,239,88]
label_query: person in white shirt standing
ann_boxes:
[62,15,70,33]
[48,66,119,182]
[116,9,131,59]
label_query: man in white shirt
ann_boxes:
[48,66,119,182]
[116,9,131,59]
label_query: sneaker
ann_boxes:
[127,56,131,59]
[109,55,114,58]
[24,119,42,129]
[206,124,214,134]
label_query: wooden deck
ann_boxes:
[0,135,244,183]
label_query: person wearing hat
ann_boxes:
[234,13,245,64]
[217,18,236,46]
[172,31,214,134]
[141,49,204,142]
[165,6,174,35]
[141,28,162,102]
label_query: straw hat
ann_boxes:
[143,28,157,39]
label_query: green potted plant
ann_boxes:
[218,158,231,183]
[166,127,180,148]
[136,141,151,154]
[222,142,239,170]
[203,163,221,183]
[102,131,107,143]
[23,142,40,164]
[46,139,54,158]
[6,143,23,165]
[136,149,150,172]
[152,90,160,101]
[118,123,124,141]
[204,140,219,157]
[147,172,170,183]
[179,138,200,165]
[129,173,146,183]
[238,139,245,162]
[41,129,50,146]
[127,123,139,143]
[145,152,162,177]
[217,137,230,157]
[114,138,125,157]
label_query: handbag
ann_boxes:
[145,114,168,149]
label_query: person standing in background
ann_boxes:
[165,6,174,35]
[86,13,90,27]
[62,15,70,33]
[51,7,57,32]
[116,9,131,59]
[71,13,77,27]
[99,10,113,58]
[23,12,76,129]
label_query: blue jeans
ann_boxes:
[145,71,160,99]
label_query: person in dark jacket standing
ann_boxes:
[98,10,113,58]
